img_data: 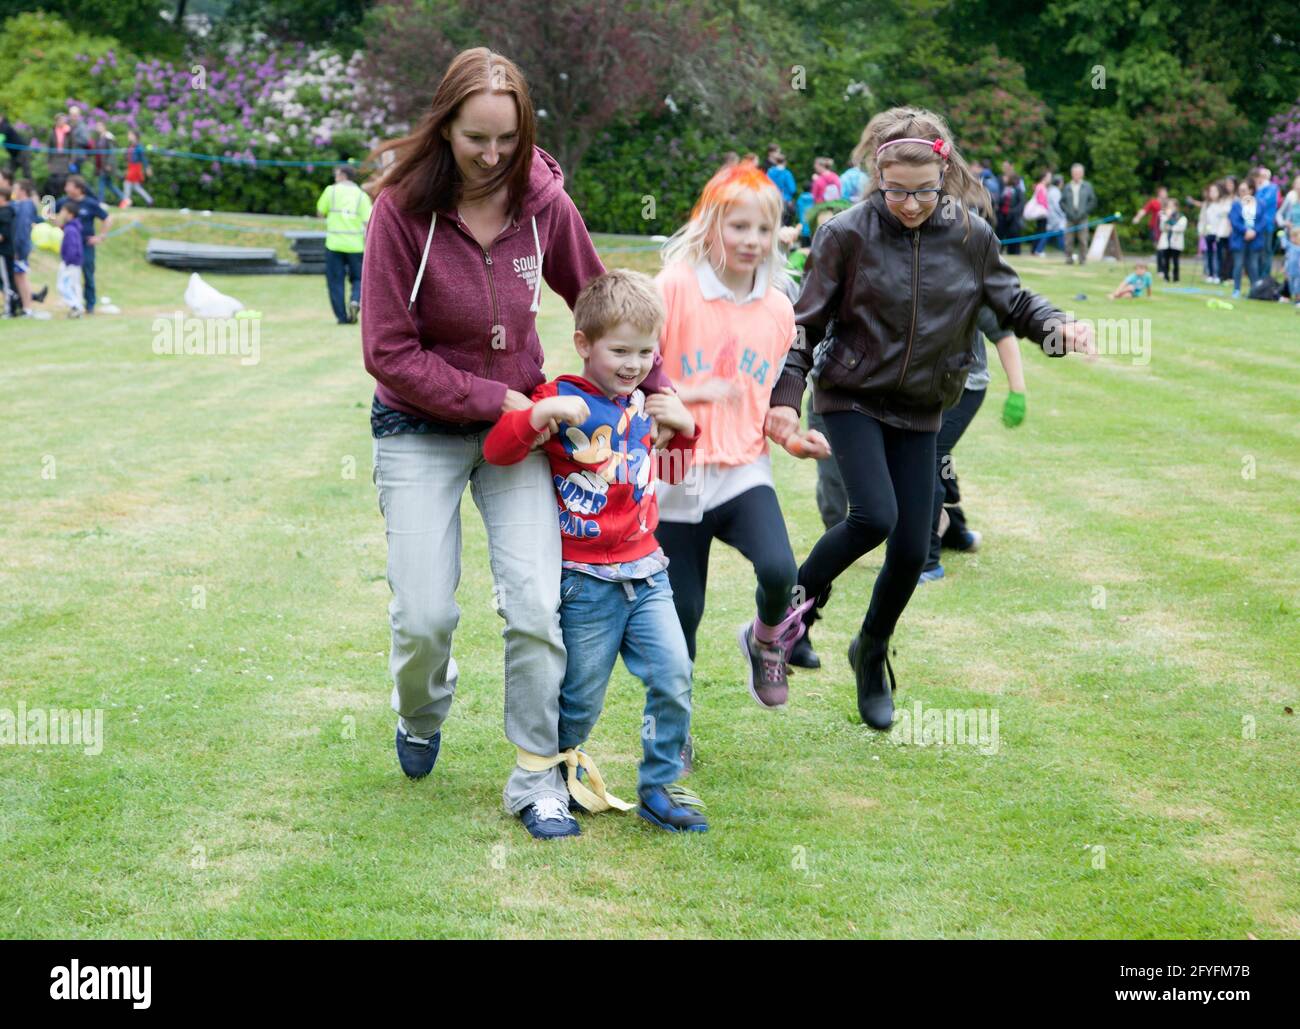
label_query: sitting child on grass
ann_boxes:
[1110,261,1154,299]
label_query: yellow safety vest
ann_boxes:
[316,181,372,253]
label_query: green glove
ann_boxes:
[1002,391,1026,428]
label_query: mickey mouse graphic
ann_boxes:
[560,386,655,503]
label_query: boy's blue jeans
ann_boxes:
[557,568,692,792]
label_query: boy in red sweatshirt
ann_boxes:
[484,270,708,832]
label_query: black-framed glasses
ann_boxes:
[879,172,945,204]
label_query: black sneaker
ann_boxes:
[33,285,49,304]
[848,633,896,731]
[520,796,581,839]
[395,725,441,779]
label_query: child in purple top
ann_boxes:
[57,203,85,317]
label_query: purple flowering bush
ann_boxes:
[1256,101,1300,186]
[90,44,407,213]
[3,12,405,214]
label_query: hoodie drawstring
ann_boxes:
[530,215,543,313]
[408,211,542,313]
[408,212,436,312]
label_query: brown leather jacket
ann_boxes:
[770,191,1066,432]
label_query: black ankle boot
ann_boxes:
[848,632,895,730]
[788,631,820,669]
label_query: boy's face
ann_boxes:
[1135,264,1147,274]
[576,322,658,398]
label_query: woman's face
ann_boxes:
[1238,182,1251,199]
[879,160,943,229]
[1208,184,1220,201]
[443,90,519,188]
[711,194,774,277]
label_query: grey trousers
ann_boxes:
[373,431,568,814]
[808,408,848,530]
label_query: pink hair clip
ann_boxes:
[932,138,952,158]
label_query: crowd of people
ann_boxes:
[761,146,1300,306]
[1,104,150,319]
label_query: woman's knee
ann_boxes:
[390,593,459,647]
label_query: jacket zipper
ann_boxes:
[897,229,920,388]
[454,212,516,386]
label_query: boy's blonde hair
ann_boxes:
[661,158,787,290]
[574,269,664,343]
[850,106,990,236]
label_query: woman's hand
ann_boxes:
[764,405,801,446]
[1245,229,1256,241]
[501,389,532,415]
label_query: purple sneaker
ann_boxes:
[738,622,789,709]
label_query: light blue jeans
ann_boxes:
[373,431,568,814]
[556,569,693,791]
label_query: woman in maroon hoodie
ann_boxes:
[361,47,668,839]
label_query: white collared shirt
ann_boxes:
[694,259,770,305]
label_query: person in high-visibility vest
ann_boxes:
[316,165,372,324]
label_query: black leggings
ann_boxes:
[657,485,798,661]
[928,387,986,569]
[797,410,937,640]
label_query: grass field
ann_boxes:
[1,208,1297,939]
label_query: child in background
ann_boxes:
[811,157,842,204]
[1157,199,1188,282]
[655,160,830,719]
[1284,226,1300,311]
[11,180,48,316]
[484,270,708,834]
[121,130,153,209]
[56,202,85,317]
[1110,261,1154,299]
[0,186,16,316]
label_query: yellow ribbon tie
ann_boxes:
[515,747,635,813]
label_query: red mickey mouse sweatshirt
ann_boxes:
[483,375,698,564]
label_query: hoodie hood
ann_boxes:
[517,145,566,222]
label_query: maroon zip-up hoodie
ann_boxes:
[362,145,666,426]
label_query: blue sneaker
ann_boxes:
[637,784,709,833]
[395,725,441,779]
[918,565,945,584]
[520,796,581,839]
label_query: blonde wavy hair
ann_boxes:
[661,159,787,291]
